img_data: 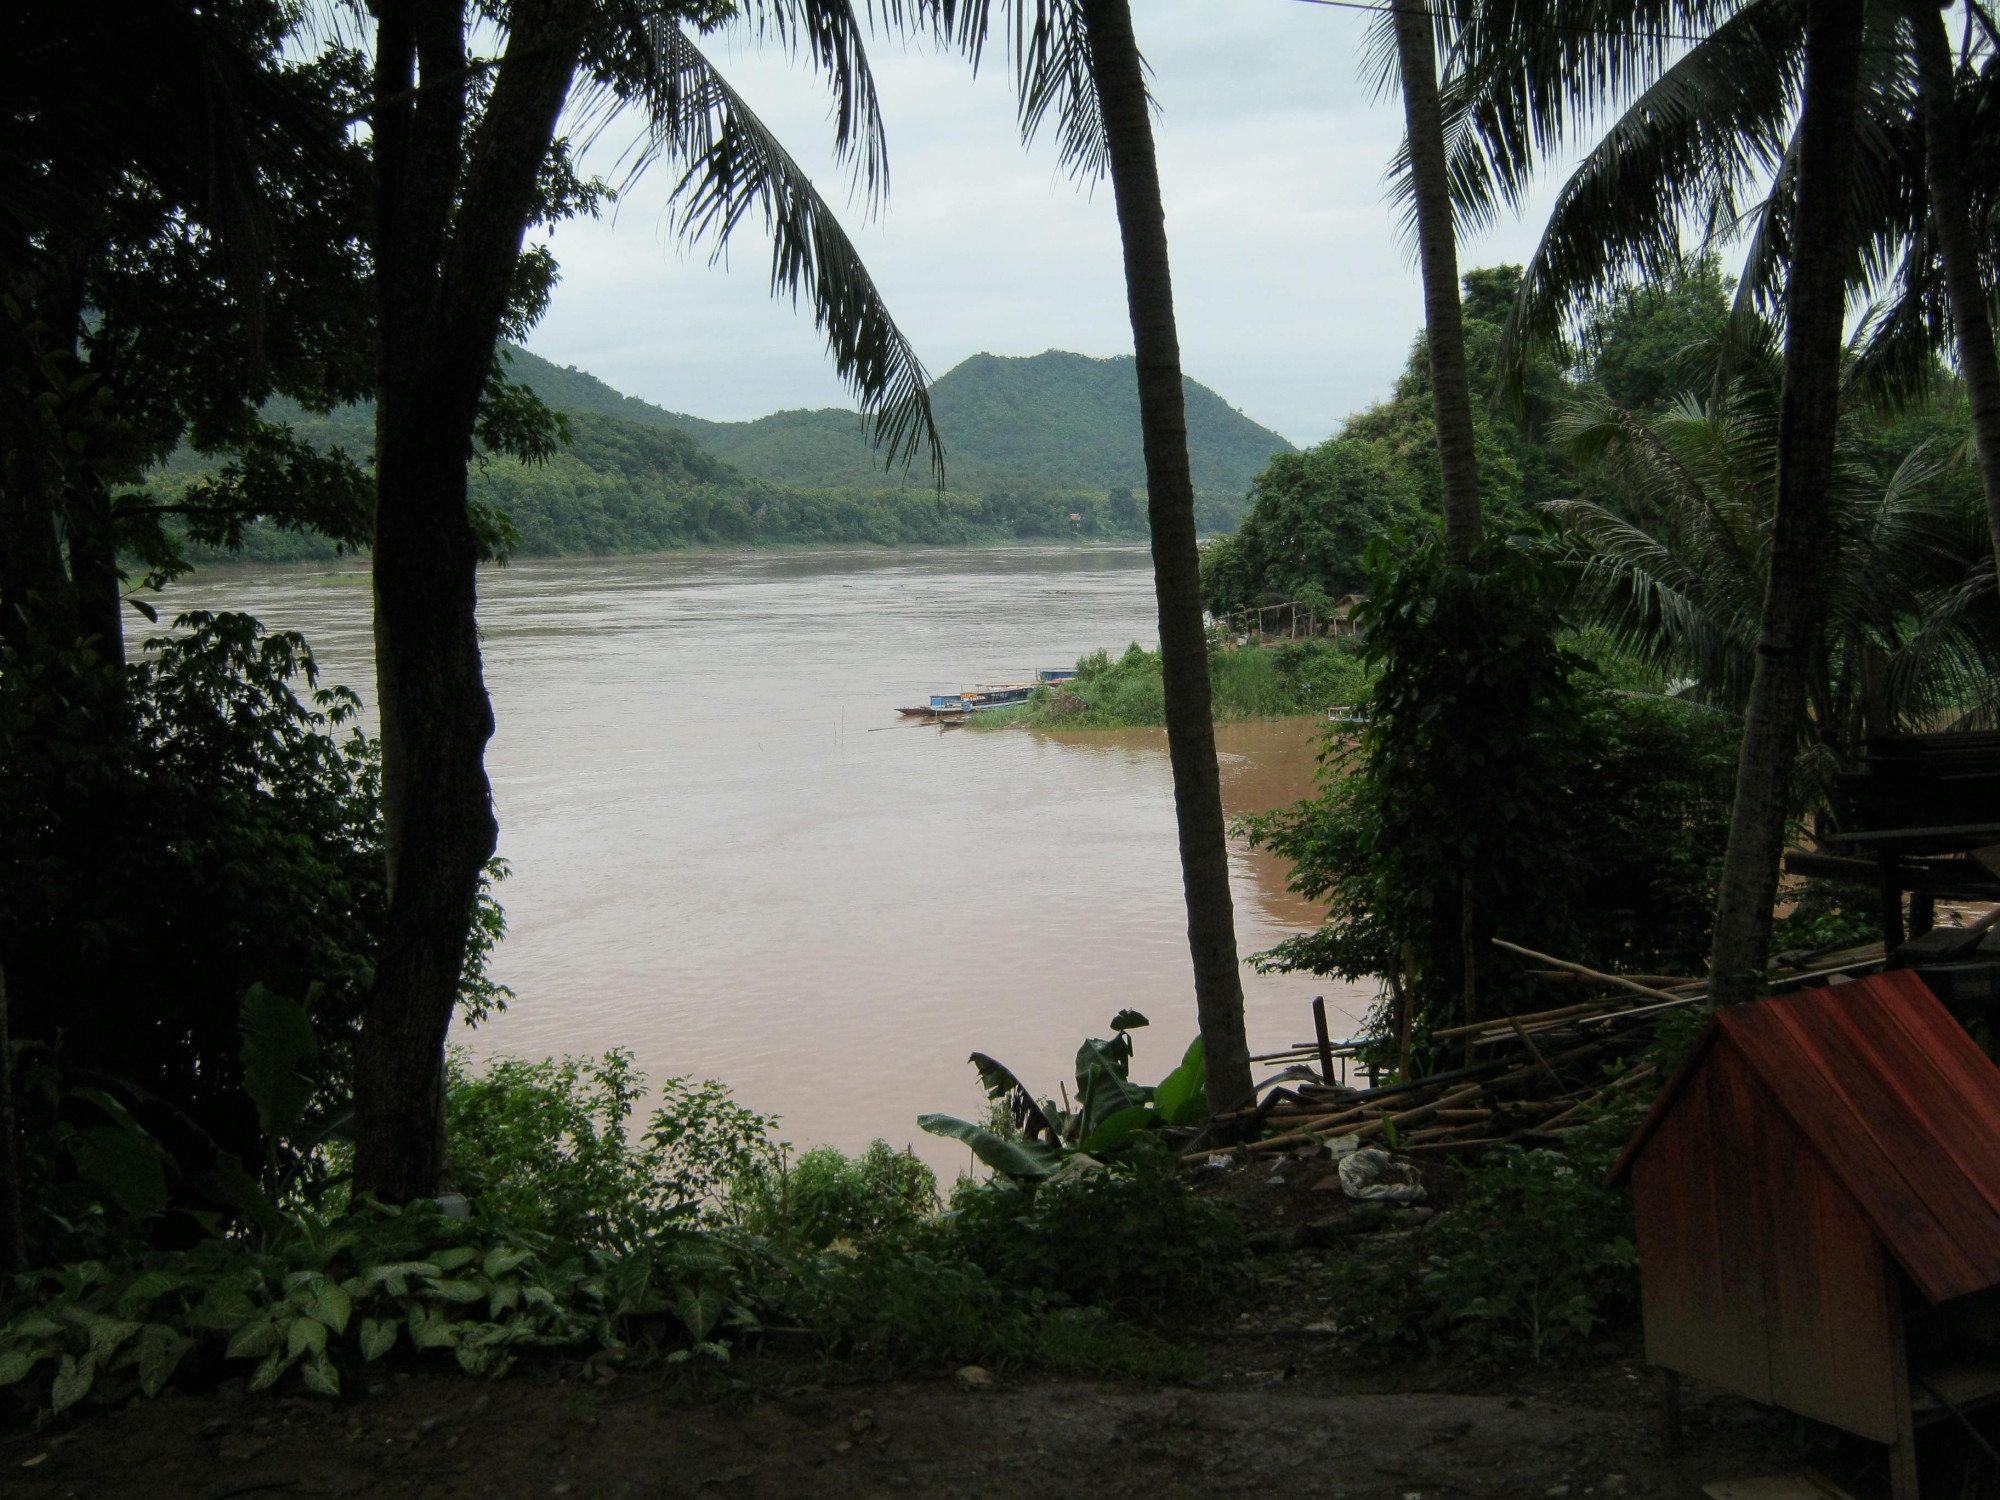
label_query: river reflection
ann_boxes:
[153,546,1376,1169]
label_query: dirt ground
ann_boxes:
[0,1157,1892,1500]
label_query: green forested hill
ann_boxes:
[501,345,1294,503]
[170,345,1293,563]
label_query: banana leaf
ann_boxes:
[1152,1037,1208,1127]
[917,1114,1063,1181]
[967,1052,1059,1142]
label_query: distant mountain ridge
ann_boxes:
[170,345,1293,565]
[504,345,1295,501]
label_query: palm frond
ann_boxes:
[626,19,941,478]
[901,0,1110,179]
[1499,0,1806,378]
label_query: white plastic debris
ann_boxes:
[1337,1148,1427,1203]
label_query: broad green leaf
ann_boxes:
[81,1313,141,1368]
[359,1317,399,1362]
[407,1305,460,1350]
[1074,1041,1150,1134]
[483,1246,532,1280]
[1153,1036,1208,1126]
[136,1324,191,1397]
[362,1261,439,1296]
[225,1318,280,1360]
[674,1283,724,1342]
[488,1282,521,1316]
[917,1114,1062,1180]
[306,1279,352,1334]
[49,1354,94,1414]
[286,1316,327,1361]
[9,1315,62,1339]
[116,1271,185,1316]
[425,1279,486,1304]
[431,1246,481,1272]
[0,1348,42,1386]
[1077,1104,1153,1154]
[299,1353,340,1397]
[246,1347,287,1393]
[239,983,319,1142]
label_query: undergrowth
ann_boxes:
[0,1051,1238,1417]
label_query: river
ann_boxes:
[153,545,1375,1170]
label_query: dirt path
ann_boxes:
[5,1331,1811,1500]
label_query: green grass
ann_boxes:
[977,639,1371,731]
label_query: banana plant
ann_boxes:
[919,1011,1208,1182]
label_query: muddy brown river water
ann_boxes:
[154,545,1375,1170]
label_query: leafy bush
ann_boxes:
[1331,1125,1637,1363]
[1245,536,1737,1068]
[942,1145,1243,1314]
[444,1049,780,1253]
[732,1141,938,1251]
[0,1199,751,1416]
[981,639,1367,731]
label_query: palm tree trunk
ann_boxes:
[1390,0,1481,567]
[1707,0,1865,1006]
[353,0,580,1201]
[1911,0,2000,580]
[1077,0,1253,1117]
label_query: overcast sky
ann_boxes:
[525,0,1579,449]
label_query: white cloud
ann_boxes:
[527,1,1571,447]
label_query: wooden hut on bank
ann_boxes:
[1610,971,2000,1498]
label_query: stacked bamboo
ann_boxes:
[1188,935,1888,1163]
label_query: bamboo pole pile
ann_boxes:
[1187,934,1887,1164]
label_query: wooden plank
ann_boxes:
[1635,1045,1775,1406]
[1754,1072,1900,1442]
[1725,996,1979,1301]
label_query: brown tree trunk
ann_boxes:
[1077,0,1253,1116]
[1391,0,1482,567]
[353,0,580,1201]
[1707,0,1865,1006]
[1911,0,2000,580]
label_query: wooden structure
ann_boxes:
[1610,971,2000,1498]
[1815,731,2000,948]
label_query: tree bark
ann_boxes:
[1077,0,1253,1116]
[1707,0,1865,1006]
[1911,0,2000,581]
[353,0,580,1201]
[1391,0,1482,567]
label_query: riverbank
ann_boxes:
[972,639,1370,731]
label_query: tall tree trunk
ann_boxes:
[353,0,580,1201]
[67,482,125,666]
[1911,0,2000,580]
[1077,0,1253,1116]
[1391,0,1482,567]
[1707,0,1865,1006]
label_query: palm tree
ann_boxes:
[1550,378,2000,754]
[1387,0,1484,566]
[1906,1,2000,579]
[1469,0,2000,585]
[1437,0,1884,1000]
[918,0,1255,1113]
[355,0,940,1200]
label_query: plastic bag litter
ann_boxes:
[1337,1147,1426,1202]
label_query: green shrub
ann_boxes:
[733,1141,939,1250]
[942,1145,1243,1314]
[444,1049,780,1253]
[1331,1124,1637,1363]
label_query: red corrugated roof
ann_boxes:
[1611,970,2000,1303]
